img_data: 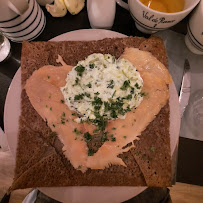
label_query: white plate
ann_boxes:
[4,29,180,203]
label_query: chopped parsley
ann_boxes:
[88,149,94,156]
[112,90,116,98]
[123,136,127,139]
[84,92,91,98]
[125,94,132,100]
[135,83,141,89]
[112,127,116,130]
[107,80,114,88]
[101,132,109,142]
[83,132,92,142]
[139,92,146,97]
[89,64,95,69]
[47,75,50,79]
[94,92,100,95]
[75,65,85,76]
[50,107,52,111]
[74,94,84,101]
[73,77,79,86]
[73,128,82,135]
[120,80,130,90]
[60,99,65,104]
[111,137,116,142]
[87,83,92,88]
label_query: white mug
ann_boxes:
[0,0,46,42]
[185,0,203,55]
[87,0,116,29]
[116,0,200,34]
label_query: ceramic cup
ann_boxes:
[185,0,203,55]
[116,0,200,34]
[0,0,46,42]
[87,0,116,29]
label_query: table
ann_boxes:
[0,3,202,200]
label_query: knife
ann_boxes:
[179,59,191,118]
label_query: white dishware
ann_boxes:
[0,34,11,62]
[87,0,116,29]
[4,29,180,203]
[0,0,46,42]
[116,0,200,34]
[185,0,203,55]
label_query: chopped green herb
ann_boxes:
[47,75,50,79]
[122,125,126,128]
[88,149,94,156]
[73,128,82,135]
[135,83,141,89]
[111,137,116,142]
[45,105,48,108]
[123,136,127,139]
[87,83,92,88]
[112,90,116,98]
[77,165,81,169]
[112,127,116,130]
[84,92,91,98]
[83,132,92,142]
[94,92,100,95]
[61,120,65,124]
[134,119,136,122]
[66,119,69,122]
[89,64,95,69]
[107,80,114,88]
[139,92,146,97]
[101,132,109,143]
[74,94,84,101]
[130,88,135,94]
[50,107,52,111]
[62,112,65,117]
[125,94,132,100]
[72,113,76,116]
[120,80,130,90]
[73,77,79,86]
[75,65,85,76]
[92,96,103,107]
[61,99,65,104]
[53,124,55,128]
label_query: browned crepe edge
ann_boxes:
[11,36,171,190]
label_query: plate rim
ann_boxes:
[4,29,180,203]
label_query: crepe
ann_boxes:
[11,36,171,190]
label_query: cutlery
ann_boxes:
[179,59,191,118]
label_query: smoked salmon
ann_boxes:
[25,49,172,172]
